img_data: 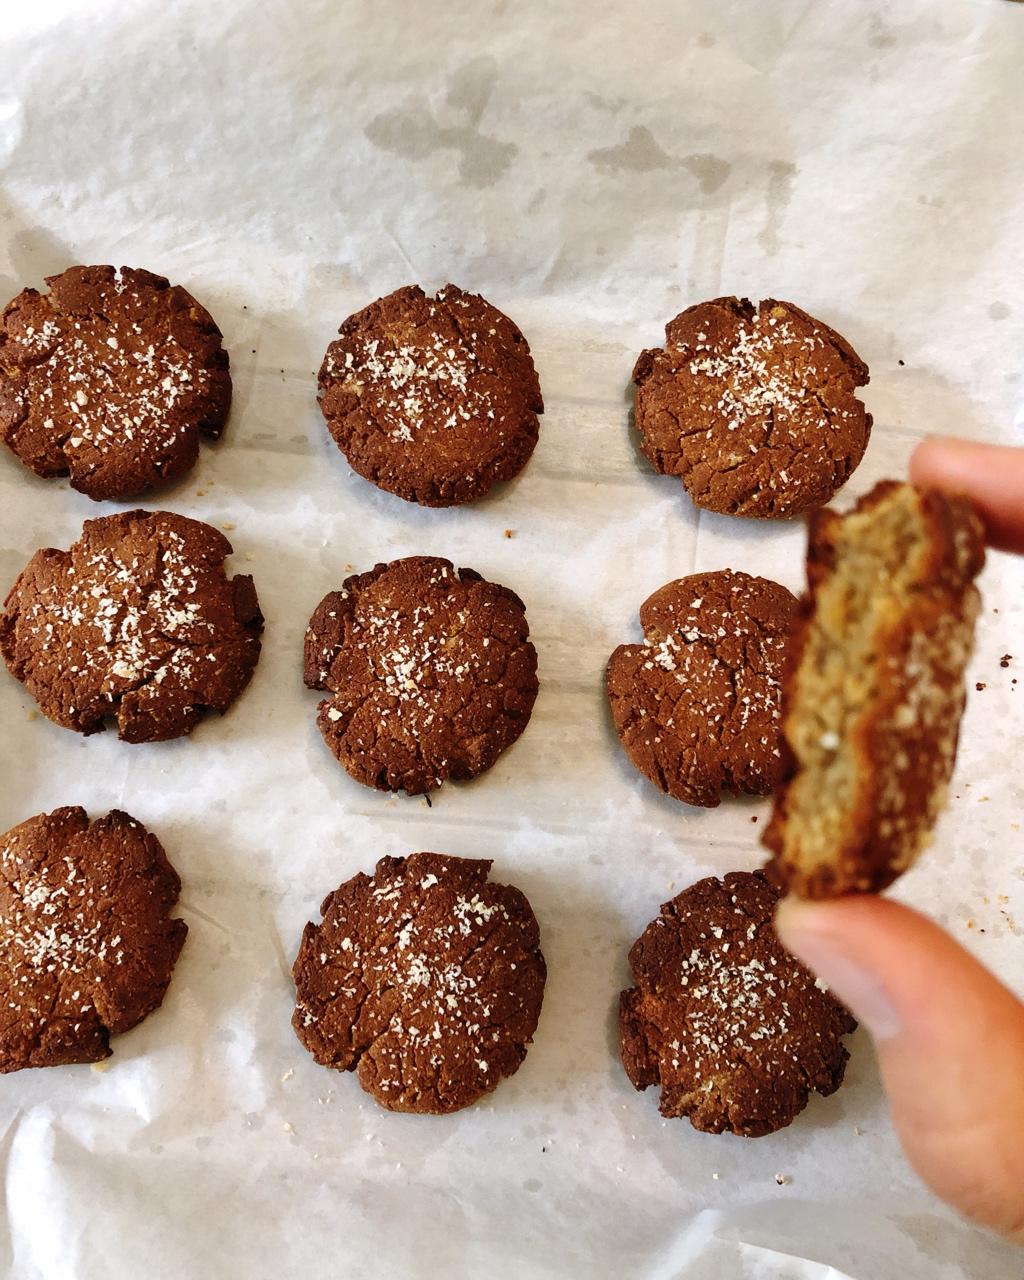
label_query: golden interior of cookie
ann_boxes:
[780,486,934,880]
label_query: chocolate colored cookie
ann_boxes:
[1,510,263,742]
[317,284,543,506]
[633,297,871,518]
[0,807,186,1071]
[606,570,795,807]
[764,481,985,897]
[0,266,231,501]
[292,853,546,1114]
[619,870,856,1136]
[305,556,538,794]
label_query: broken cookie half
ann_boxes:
[764,481,985,898]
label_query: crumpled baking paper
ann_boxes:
[0,1,1022,1276]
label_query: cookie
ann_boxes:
[632,297,871,518]
[0,266,231,501]
[763,481,985,897]
[1,510,263,743]
[305,555,538,794]
[606,570,796,807]
[619,870,856,1137]
[292,852,546,1114]
[0,807,186,1072]
[317,284,543,506]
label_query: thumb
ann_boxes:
[775,895,1024,1244]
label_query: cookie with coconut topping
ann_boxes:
[632,297,870,518]
[0,510,263,742]
[292,852,546,1114]
[304,555,538,795]
[0,266,231,501]
[606,570,795,807]
[317,284,543,506]
[0,807,186,1072]
[619,870,856,1137]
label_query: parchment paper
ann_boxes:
[0,1,1022,1276]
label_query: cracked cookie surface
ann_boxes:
[305,555,538,795]
[606,570,795,807]
[318,284,543,506]
[0,510,263,742]
[619,870,856,1137]
[632,297,870,518]
[0,807,186,1072]
[0,265,230,501]
[292,853,546,1114]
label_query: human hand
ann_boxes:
[775,436,1024,1244]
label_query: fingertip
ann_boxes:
[773,892,833,949]
[908,434,957,487]
[773,894,905,1040]
[906,435,1024,553]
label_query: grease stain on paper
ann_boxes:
[757,160,797,256]
[868,13,898,49]
[587,126,731,194]
[364,57,517,189]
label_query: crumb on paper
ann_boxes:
[1000,654,1013,668]
[222,521,236,531]
[750,815,759,824]
[712,1172,720,1180]
[245,553,254,562]
[91,1059,112,1074]
[975,682,986,691]
[966,918,975,929]
[504,528,515,538]
[283,1122,295,1134]
[195,489,206,497]
[852,1125,861,1136]
[281,1068,294,1084]
[775,1172,790,1186]
[25,709,37,722]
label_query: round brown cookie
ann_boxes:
[317,284,543,506]
[0,509,263,743]
[606,570,796,807]
[292,852,546,1114]
[0,265,230,501]
[619,870,856,1137]
[763,481,985,897]
[632,297,871,518]
[0,807,186,1072]
[304,555,538,795]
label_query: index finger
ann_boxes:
[910,437,1024,554]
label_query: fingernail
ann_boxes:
[775,898,903,1040]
